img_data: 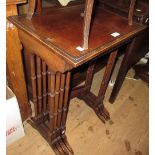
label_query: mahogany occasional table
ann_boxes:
[8,1,146,154]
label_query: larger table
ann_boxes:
[8,3,146,155]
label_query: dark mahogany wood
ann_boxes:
[97,0,149,103]
[26,0,137,51]
[109,28,148,103]
[109,39,137,103]
[29,57,73,155]
[8,3,147,155]
[36,0,42,13]
[71,50,118,123]
[70,0,149,104]
[9,6,146,67]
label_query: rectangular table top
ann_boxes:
[8,4,147,67]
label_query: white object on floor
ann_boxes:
[6,86,25,146]
[109,80,115,87]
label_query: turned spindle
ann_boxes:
[42,61,47,113]
[30,54,38,116]
[36,56,42,114]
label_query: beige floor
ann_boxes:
[7,58,149,155]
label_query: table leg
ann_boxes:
[29,54,73,155]
[56,73,70,155]
[72,50,118,123]
[50,72,66,155]
[48,71,73,155]
[61,72,74,155]
[95,50,118,122]
[109,39,136,103]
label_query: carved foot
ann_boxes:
[61,134,74,155]
[94,104,110,123]
[51,134,74,155]
[27,119,73,155]
[52,142,64,155]
[76,91,110,124]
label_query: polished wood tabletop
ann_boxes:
[8,4,146,68]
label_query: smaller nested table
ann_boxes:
[8,3,146,155]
